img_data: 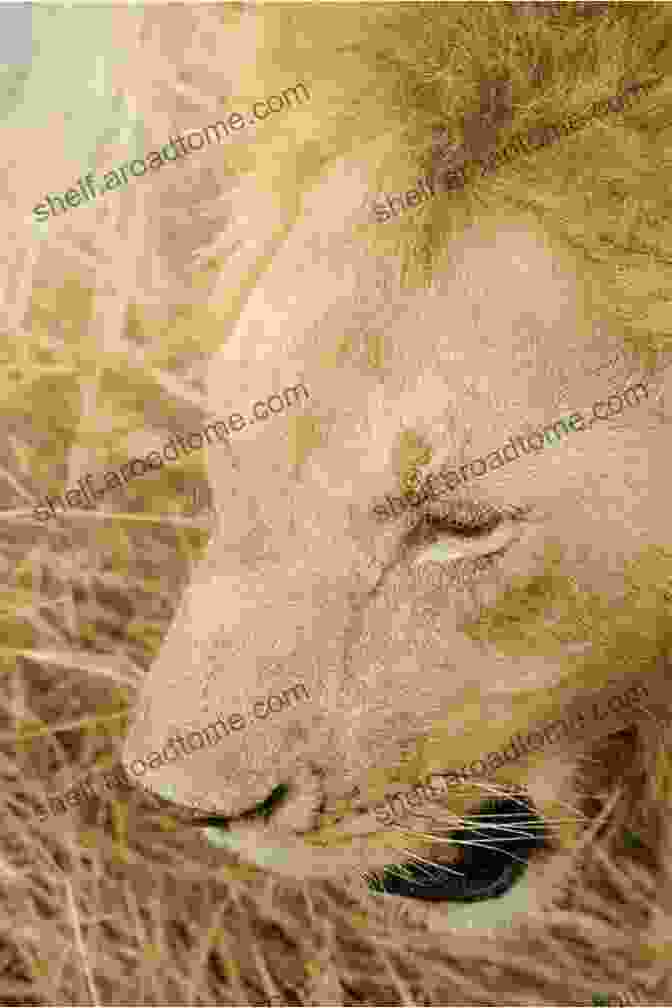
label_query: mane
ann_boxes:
[212,4,672,375]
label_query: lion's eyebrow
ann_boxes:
[369,456,506,518]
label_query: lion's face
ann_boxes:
[122,150,672,923]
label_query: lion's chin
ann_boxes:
[202,821,546,935]
[201,822,356,878]
[201,819,418,882]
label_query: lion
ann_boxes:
[121,2,672,943]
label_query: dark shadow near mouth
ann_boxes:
[366,795,547,902]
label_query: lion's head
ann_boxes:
[121,3,672,934]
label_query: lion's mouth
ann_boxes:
[198,783,549,907]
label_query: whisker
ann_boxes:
[444,839,534,865]
[457,828,544,846]
[457,811,545,819]
[398,859,447,882]
[470,781,525,796]
[404,817,579,836]
[401,850,464,879]
[456,821,544,840]
[397,832,459,845]
[457,814,550,827]
[457,823,545,839]
[393,852,467,889]
[395,830,533,864]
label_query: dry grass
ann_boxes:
[3,3,672,1004]
[4,710,672,1004]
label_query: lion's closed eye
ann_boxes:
[401,498,528,558]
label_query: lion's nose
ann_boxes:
[120,535,363,818]
[189,764,324,834]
